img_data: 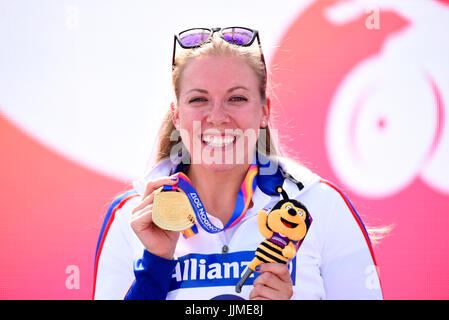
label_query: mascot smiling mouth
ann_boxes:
[281,218,298,229]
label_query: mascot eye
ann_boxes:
[299,210,304,217]
[285,205,292,210]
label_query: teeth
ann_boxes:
[202,135,235,147]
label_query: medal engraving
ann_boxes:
[152,188,196,231]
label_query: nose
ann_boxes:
[206,101,229,125]
[288,208,297,216]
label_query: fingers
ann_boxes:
[143,175,178,198]
[252,268,288,290]
[130,205,153,233]
[132,192,157,215]
[249,284,277,300]
[132,175,179,215]
[250,275,293,300]
[249,263,293,300]
[256,263,293,284]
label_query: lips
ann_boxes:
[281,217,298,229]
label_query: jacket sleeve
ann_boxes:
[93,191,141,300]
[319,182,383,300]
[124,249,177,300]
[93,190,178,300]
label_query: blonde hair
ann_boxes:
[155,35,278,163]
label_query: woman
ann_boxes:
[93,27,383,300]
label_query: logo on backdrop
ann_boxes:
[271,0,449,199]
[269,0,449,299]
[324,0,449,198]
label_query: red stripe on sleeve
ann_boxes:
[320,180,378,265]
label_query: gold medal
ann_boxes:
[152,187,196,231]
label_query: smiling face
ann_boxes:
[267,201,308,241]
[172,55,270,171]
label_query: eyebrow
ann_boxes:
[186,86,249,95]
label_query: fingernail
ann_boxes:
[171,174,178,181]
[255,266,261,272]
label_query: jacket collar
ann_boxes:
[133,153,320,200]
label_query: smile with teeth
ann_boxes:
[202,134,236,147]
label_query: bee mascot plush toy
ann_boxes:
[235,186,312,293]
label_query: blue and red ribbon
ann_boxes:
[162,162,258,238]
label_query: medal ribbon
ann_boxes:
[162,162,258,237]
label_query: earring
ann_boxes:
[261,120,267,126]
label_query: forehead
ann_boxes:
[179,55,259,94]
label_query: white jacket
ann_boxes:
[93,156,383,300]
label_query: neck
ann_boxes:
[187,163,251,225]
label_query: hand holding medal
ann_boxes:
[130,175,182,260]
[131,161,258,260]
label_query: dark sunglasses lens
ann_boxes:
[179,29,211,47]
[221,27,254,45]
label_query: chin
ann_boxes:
[190,149,253,173]
[200,161,241,173]
[191,150,249,171]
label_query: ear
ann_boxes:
[260,97,271,128]
[171,102,179,129]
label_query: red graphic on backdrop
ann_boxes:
[270,0,449,299]
[0,112,127,299]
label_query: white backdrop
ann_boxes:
[0,0,313,181]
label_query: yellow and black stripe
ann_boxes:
[255,240,288,264]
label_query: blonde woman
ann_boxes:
[93,27,383,300]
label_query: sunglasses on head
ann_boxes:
[172,27,267,75]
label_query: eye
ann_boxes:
[298,210,304,217]
[189,97,207,103]
[285,205,292,210]
[229,96,248,102]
